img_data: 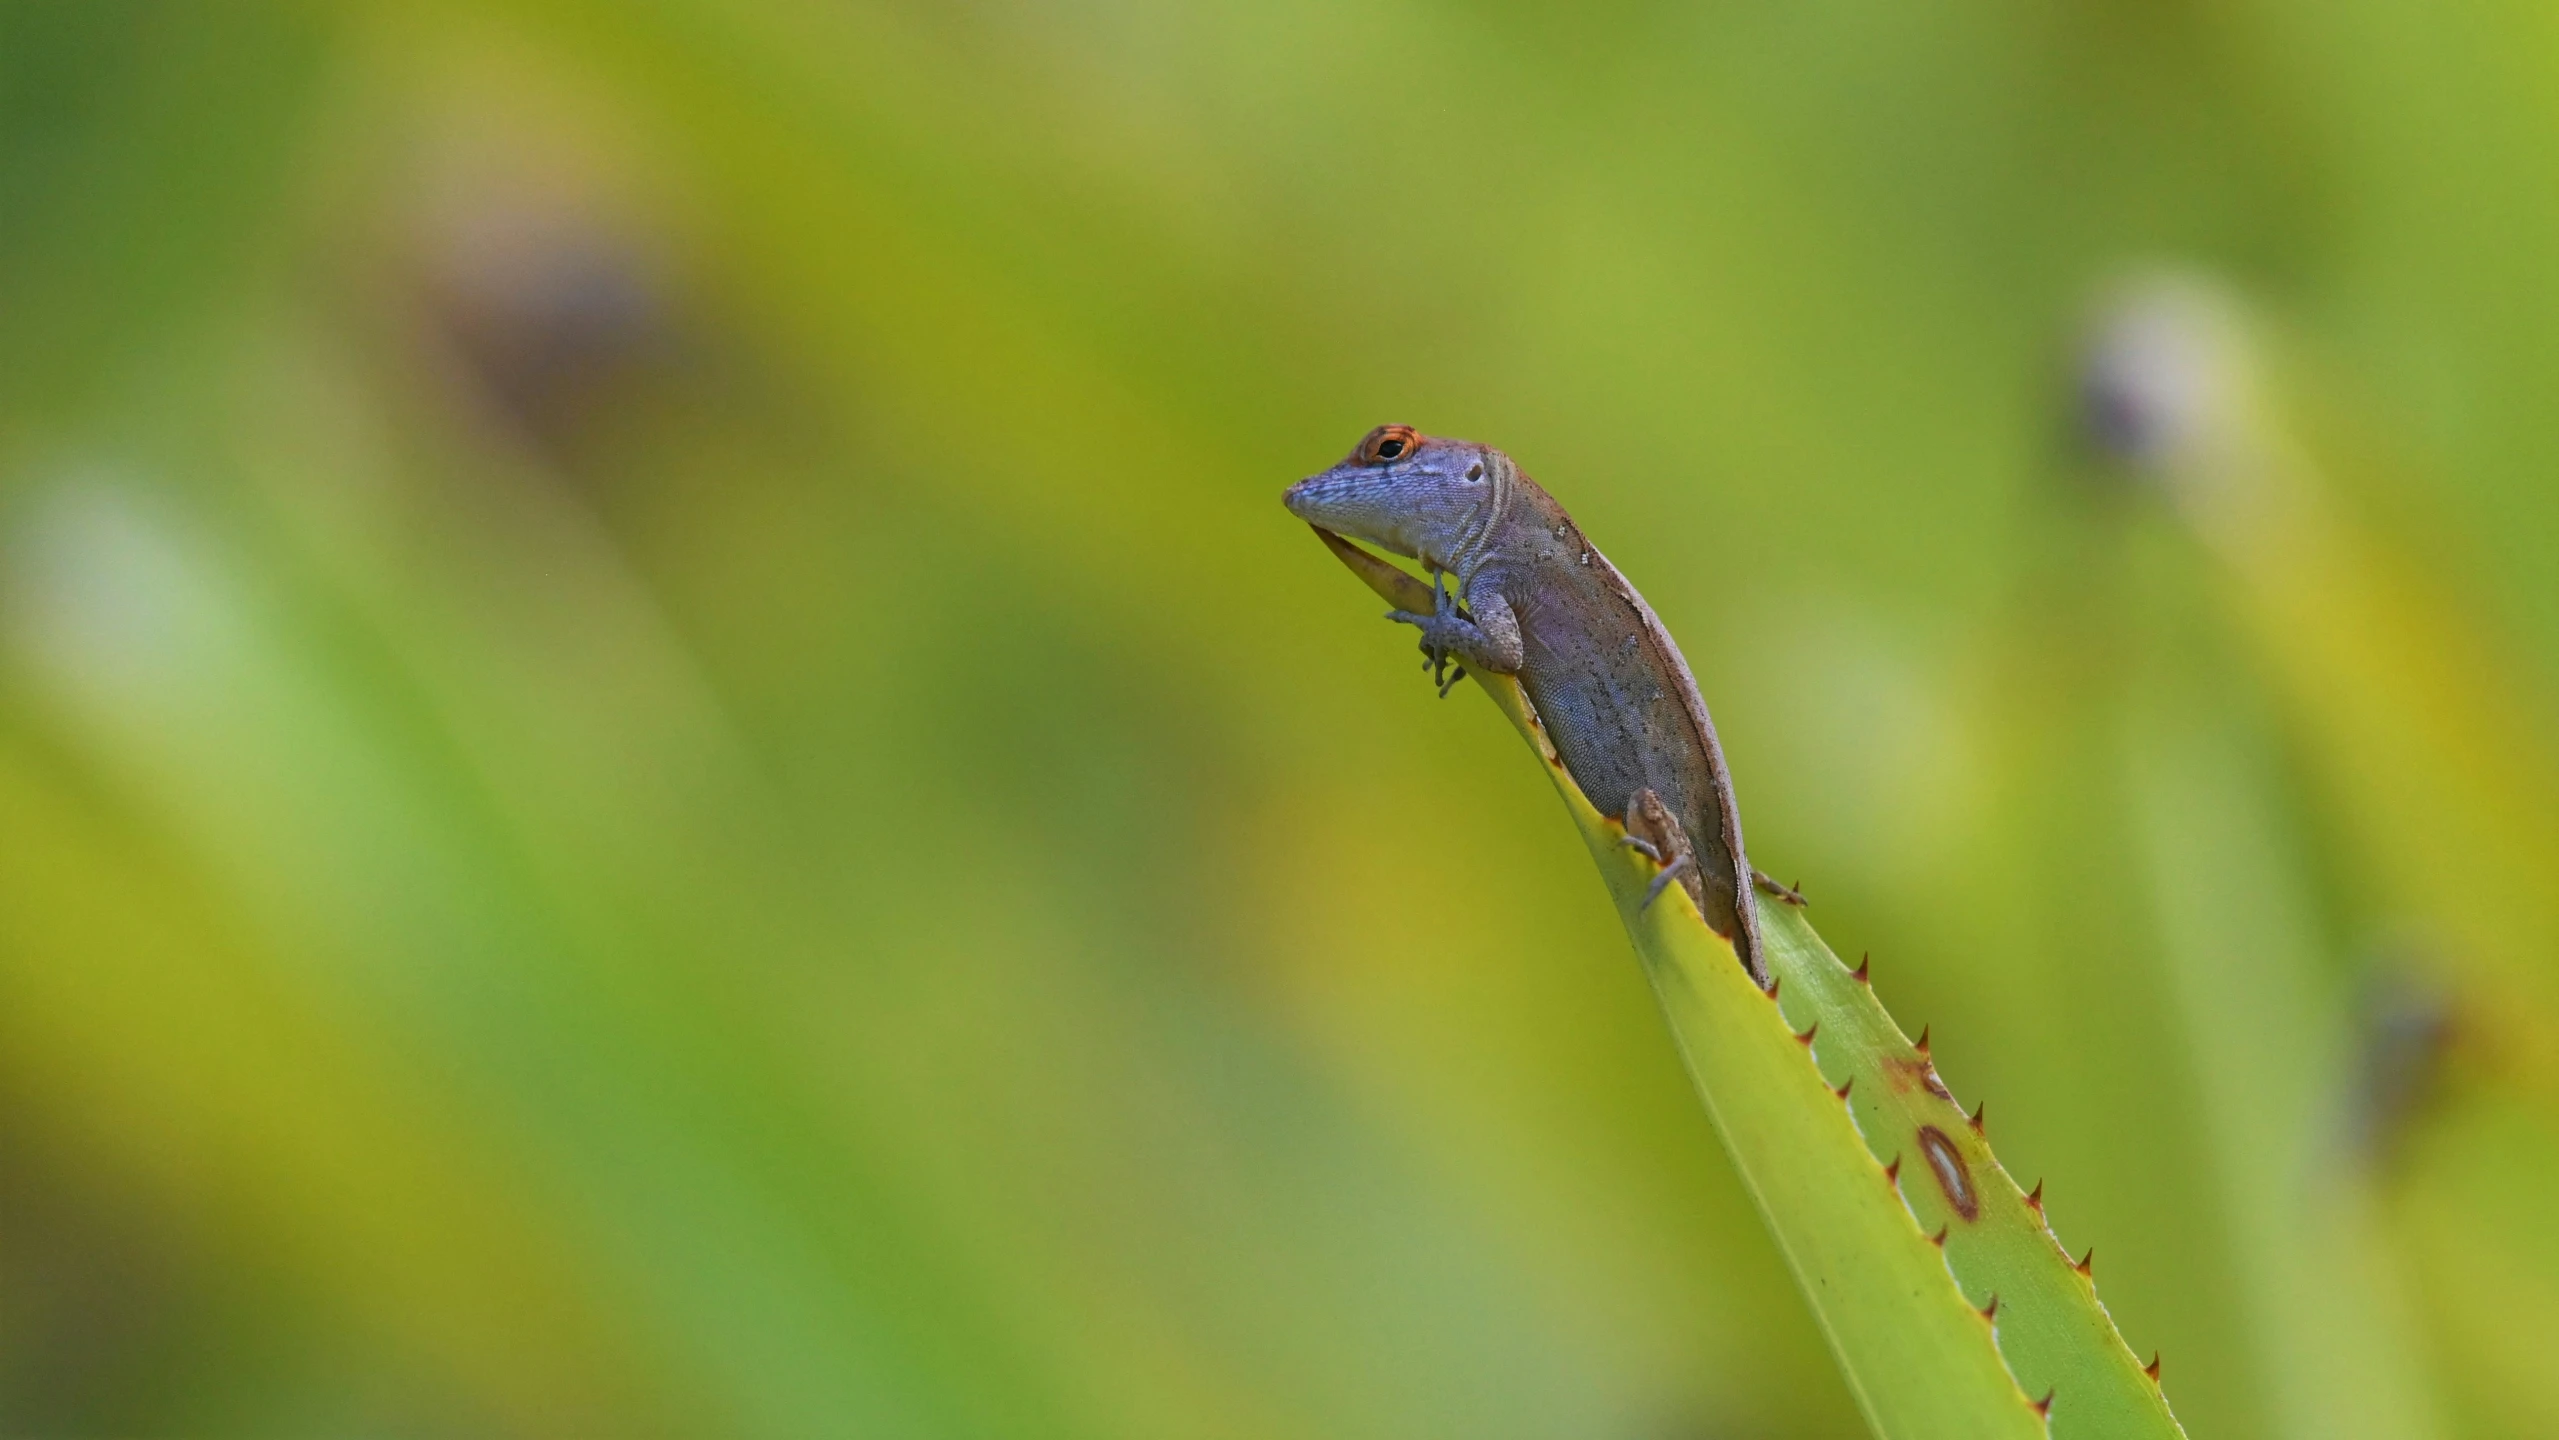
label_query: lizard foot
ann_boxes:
[1386,610,1455,688]
[1388,614,1472,695]
[1642,854,1696,911]
[1389,568,1491,697]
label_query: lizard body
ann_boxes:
[1285,424,1773,986]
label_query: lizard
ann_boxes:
[1284,423,1793,988]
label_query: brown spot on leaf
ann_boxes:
[1917,1124,1979,1222]
[1884,1054,1954,1101]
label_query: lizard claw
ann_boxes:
[1618,833,1664,863]
[1436,664,1467,698]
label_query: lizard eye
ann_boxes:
[1357,424,1420,465]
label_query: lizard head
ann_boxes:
[1284,424,1502,573]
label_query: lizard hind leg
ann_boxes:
[1628,791,1768,988]
[1621,789,1707,918]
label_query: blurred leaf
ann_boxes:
[2124,668,2446,1440]
[0,2,330,428]
[2080,274,2559,1437]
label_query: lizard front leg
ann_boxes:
[1389,575,1524,697]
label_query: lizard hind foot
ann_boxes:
[1640,854,1695,911]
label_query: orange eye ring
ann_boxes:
[1356,424,1422,465]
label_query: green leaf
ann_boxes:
[1308,526,2183,1440]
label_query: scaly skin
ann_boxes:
[1285,423,1770,986]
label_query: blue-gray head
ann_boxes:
[1283,424,1507,574]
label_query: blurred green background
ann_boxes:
[7,1,2559,1435]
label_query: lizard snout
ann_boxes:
[1281,472,1335,522]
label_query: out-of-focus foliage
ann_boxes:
[3,2,2558,1436]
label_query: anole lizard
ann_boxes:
[1286,423,1794,987]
